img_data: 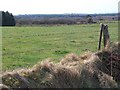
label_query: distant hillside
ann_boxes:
[15,13,118,20]
[14,13,118,26]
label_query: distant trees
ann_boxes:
[1,11,15,26]
[16,18,77,26]
[86,15,93,23]
[15,14,98,26]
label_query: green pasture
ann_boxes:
[2,22,118,70]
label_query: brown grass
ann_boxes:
[1,42,120,89]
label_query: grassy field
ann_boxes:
[2,22,118,71]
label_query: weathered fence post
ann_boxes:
[98,23,110,50]
[103,25,110,49]
[98,24,104,50]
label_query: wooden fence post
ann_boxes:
[98,24,110,50]
[103,25,110,49]
[98,23,104,50]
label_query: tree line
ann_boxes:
[15,15,95,26]
[0,11,16,26]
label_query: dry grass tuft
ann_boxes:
[96,42,120,82]
[1,42,120,89]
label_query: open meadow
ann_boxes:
[2,22,118,71]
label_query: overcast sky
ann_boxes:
[0,0,120,15]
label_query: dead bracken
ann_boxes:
[1,42,120,89]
